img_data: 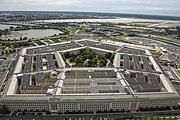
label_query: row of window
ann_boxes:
[140,99,177,107]
[3,103,47,105]
[112,103,129,108]
[3,99,177,112]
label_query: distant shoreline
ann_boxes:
[0,11,180,21]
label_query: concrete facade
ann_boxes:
[0,39,179,113]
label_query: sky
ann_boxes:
[0,0,180,17]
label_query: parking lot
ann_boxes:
[0,112,110,120]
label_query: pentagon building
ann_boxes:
[1,39,179,113]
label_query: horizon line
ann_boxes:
[0,10,180,18]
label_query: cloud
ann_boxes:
[0,0,180,16]
[0,0,81,10]
[25,0,81,7]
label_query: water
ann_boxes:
[0,24,16,30]
[35,18,169,23]
[1,29,63,40]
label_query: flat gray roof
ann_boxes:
[4,39,176,98]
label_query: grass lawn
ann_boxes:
[64,49,111,67]
[43,39,54,44]
[68,27,77,34]
[150,50,162,58]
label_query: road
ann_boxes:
[1,109,180,120]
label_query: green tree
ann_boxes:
[0,30,3,36]
[100,55,106,61]
[92,58,98,65]
[13,49,16,53]
[88,53,94,59]
[10,26,14,30]
[127,33,136,37]
[75,57,83,64]
[64,52,71,58]
[77,63,83,67]
[177,34,180,37]
[1,51,4,55]
[23,37,28,40]
[69,58,74,63]
[106,53,112,59]
[71,53,76,59]
[80,49,85,53]
[9,49,13,54]
[4,29,9,34]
